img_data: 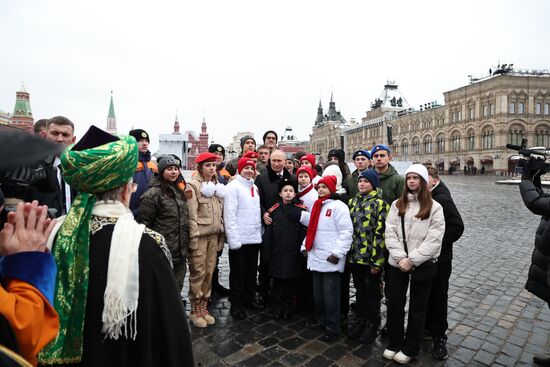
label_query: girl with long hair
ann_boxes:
[382,164,445,364]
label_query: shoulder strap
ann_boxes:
[400,215,408,254]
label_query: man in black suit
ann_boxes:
[31,116,77,217]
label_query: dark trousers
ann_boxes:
[350,263,382,324]
[425,260,452,339]
[341,265,351,317]
[312,271,342,334]
[296,270,314,311]
[229,244,260,310]
[258,240,271,295]
[272,277,298,313]
[386,262,436,357]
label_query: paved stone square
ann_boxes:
[187,175,549,366]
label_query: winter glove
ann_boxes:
[301,250,308,258]
[327,254,339,264]
[200,181,216,197]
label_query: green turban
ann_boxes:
[40,127,138,364]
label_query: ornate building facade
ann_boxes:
[306,94,349,163]
[344,69,550,173]
[9,82,34,132]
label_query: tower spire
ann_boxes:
[173,110,180,134]
[106,91,117,134]
[11,81,34,132]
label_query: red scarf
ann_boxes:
[305,195,330,251]
[297,183,314,199]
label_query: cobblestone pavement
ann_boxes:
[186,175,550,366]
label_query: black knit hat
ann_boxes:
[262,130,278,143]
[278,178,298,193]
[129,129,150,142]
[328,148,345,163]
[240,135,256,151]
[208,143,226,158]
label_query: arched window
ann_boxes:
[482,128,494,149]
[436,134,445,153]
[451,132,461,152]
[402,140,409,156]
[507,126,524,146]
[424,136,432,154]
[535,126,550,147]
[467,130,475,151]
[412,137,420,155]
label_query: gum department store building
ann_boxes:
[309,67,550,173]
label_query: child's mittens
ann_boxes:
[326,254,339,264]
[301,250,308,258]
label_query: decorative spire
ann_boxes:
[11,82,33,131]
[19,81,27,93]
[106,90,117,134]
[173,110,180,134]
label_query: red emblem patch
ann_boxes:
[325,209,332,217]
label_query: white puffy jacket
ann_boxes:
[223,174,262,249]
[385,193,445,268]
[300,199,353,273]
[297,184,318,212]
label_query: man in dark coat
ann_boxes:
[520,165,550,367]
[425,167,464,360]
[255,150,293,307]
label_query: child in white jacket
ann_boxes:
[296,166,318,212]
[223,158,262,320]
[382,164,445,364]
[300,175,353,342]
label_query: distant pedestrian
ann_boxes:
[383,164,445,364]
[262,130,278,152]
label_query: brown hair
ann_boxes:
[427,167,439,179]
[47,116,75,131]
[396,175,433,220]
[33,119,48,134]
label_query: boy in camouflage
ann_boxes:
[347,169,390,344]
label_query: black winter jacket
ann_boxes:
[430,180,464,262]
[265,199,307,279]
[520,180,550,303]
[255,166,293,216]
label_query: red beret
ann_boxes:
[195,152,218,163]
[242,151,259,159]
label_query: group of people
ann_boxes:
[124,127,465,364]
[0,121,467,365]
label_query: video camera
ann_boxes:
[506,138,550,175]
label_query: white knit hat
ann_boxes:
[322,164,343,190]
[405,164,429,184]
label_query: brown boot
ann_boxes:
[201,299,215,325]
[189,300,207,328]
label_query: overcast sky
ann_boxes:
[1,0,548,151]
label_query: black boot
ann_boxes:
[347,318,365,339]
[359,322,378,344]
[432,337,448,360]
[533,355,550,366]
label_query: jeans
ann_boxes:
[312,271,342,335]
[425,260,452,339]
[350,263,382,324]
[229,244,260,310]
[386,262,436,356]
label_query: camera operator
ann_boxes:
[520,160,550,366]
[30,116,77,217]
